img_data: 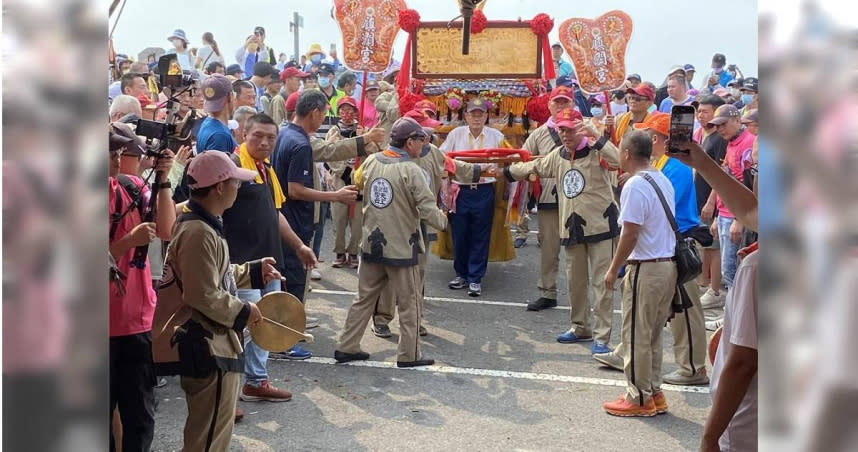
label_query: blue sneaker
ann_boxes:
[556,331,594,344]
[513,237,526,248]
[284,345,312,360]
[591,341,611,355]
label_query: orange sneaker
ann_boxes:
[652,391,668,414]
[603,395,657,417]
[240,381,292,402]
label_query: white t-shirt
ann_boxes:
[439,125,504,184]
[710,250,758,452]
[196,45,224,68]
[618,170,676,260]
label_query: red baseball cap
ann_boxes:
[280,67,309,81]
[337,96,358,111]
[403,109,442,128]
[554,108,583,129]
[414,99,437,114]
[550,86,575,102]
[626,85,655,101]
[285,91,301,112]
[633,112,670,136]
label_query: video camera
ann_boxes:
[133,54,203,150]
[158,54,196,91]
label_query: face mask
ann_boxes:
[713,67,723,74]
[311,54,322,64]
[340,110,356,124]
[318,77,331,88]
[741,94,754,105]
[121,68,131,75]
[590,107,603,117]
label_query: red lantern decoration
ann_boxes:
[396,8,421,99]
[529,13,556,80]
[526,93,551,125]
[470,9,487,34]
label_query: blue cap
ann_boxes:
[318,63,336,75]
[626,73,641,81]
[555,75,577,87]
[684,64,695,72]
[226,64,244,76]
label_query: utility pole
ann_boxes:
[289,12,304,63]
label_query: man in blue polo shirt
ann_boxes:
[270,90,359,358]
[594,113,709,387]
[196,74,238,153]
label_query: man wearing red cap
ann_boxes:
[608,84,655,146]
[519,86,578,311]
[271,67,310,126]
[504,108,621,355]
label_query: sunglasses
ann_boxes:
[627,95,649,102]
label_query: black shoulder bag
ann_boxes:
[640,173,702,285]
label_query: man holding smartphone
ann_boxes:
[236,26,275,79]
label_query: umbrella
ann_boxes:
[138,47,166,64]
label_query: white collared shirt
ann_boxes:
[440,126,504,184]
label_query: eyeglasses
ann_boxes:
[408,134,427,142]
[627,95,649,102]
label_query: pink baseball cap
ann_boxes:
[187,151,256,189]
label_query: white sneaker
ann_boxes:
[305,316,320,329]
[700,288,725,310]
[705,317,724,331]
[310,269,322,280]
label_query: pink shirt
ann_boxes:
[361,102,379,128]
[716,129,755,218]
[109,176,156,337]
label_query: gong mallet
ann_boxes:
[261,317,315,343]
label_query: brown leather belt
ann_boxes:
[627,257,675,265]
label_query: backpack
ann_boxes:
[110,175,146,241]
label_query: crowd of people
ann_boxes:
[108,25,758,451]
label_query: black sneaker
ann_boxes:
[419,325,428,336]
[371,322,392,338]
[526,297,557,311]
[513,237,526,248]
[334,350,370,363]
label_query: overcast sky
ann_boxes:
[110,0,758,83]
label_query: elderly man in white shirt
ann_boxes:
[439,98,505,296]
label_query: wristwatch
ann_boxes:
[158,181,172,190]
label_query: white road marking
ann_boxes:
[281,357,710,394]
[312,289,623,315]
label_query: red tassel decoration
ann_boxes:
[471,10,487,34]
[529,13,556,80]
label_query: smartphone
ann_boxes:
[330,43,336,53]
[668,105,695,154]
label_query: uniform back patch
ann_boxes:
[369,178,394,208]
[562,169,586,198]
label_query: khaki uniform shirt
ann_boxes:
[354,151,447,266]
[505,137,621,246]
[522,124,565,207]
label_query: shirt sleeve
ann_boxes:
[727,253,758,350]
[288,145,314,186]
[618,179,649,226]
[439,129,456,152]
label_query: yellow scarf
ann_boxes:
[653,154,669,171]
[613,111,652,145]
[237,143,287,208]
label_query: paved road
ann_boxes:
[152,223,713,451]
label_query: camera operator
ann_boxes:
[109,122,176,452]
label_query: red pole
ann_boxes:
[350,71,370,220]
[602,89,613,137]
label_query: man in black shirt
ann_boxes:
[693,95,728,309]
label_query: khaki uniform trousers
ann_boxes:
[565,239,615,343]
[611,277,706,377]
[537,209,561,300]
[669,270,707,376]
[514,214,530,240]
[620,261,677,405]
[180,369,241,452]
[339,261,422,362]
[330,177,362,256]
[373,252,426,327]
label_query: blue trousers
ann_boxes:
[240,279,282,386]
[451,184,495,284]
